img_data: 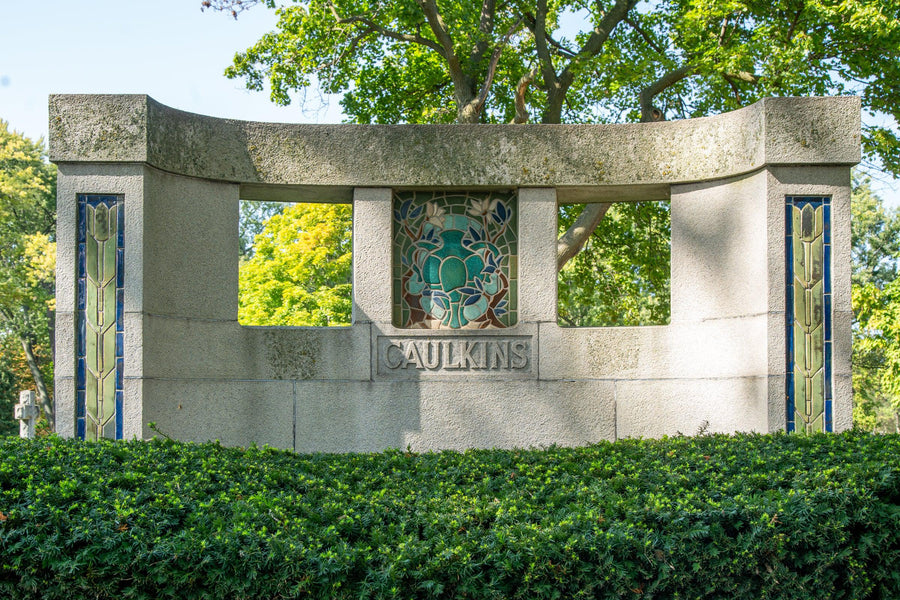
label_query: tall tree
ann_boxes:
[240,200,285,258]
[204,0,900,263]
[0,339,19,436]
[851,175,900,431]
[558,200,670,326]
[0,120,57,429]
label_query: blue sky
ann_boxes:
[1,0,342,141]
[2,0,898,207]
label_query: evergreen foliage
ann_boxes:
[2,432,900,599]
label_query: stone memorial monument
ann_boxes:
[50,94,858,451]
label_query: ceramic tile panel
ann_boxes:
[76,194,124,440]
[392,191,517,329]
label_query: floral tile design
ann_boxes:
[393,191,518,329]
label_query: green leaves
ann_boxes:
[217,0,900,176]
[239,202,352,326]
[1,432,900,598]
[0,120,56,430]
[558,201,670,326]
[0,121,56,312]
[851,176,900,431]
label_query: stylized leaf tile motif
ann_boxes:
[786,197,832,433]
[77,195,124,440]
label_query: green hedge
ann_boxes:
[1,431,899,599]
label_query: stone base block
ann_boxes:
[142,379,294,449]
[616,377,770,438]
[295,380,616,453]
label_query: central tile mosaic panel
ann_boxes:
[392,191,518,329]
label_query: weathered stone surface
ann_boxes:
[141,168,239,320]
[351,188,393,324]
[616,378,770,438]
[670,171,769,323]
[142,379,294,449]
[50,95,149,163]
[517,188,557,323]
[294,380,616,453]
[54,377,75,438]
[50,95,860,198]
[539,318,768,381]
[139,315,371,381]
[376,336,534,379]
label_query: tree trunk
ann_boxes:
[20,335,53,431]
[529,0,639,267]
[457,98,483,123]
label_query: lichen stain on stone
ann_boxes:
[265,331,318,380]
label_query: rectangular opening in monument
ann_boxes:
[238,199,353,327]
[557,200,671,327]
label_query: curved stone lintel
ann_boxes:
[49,94,860,196]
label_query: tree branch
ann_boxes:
[468,0,496,65]
[328,5,444,55]
[529,0,560,93]
[558,0,638,89]
[417,0,458,60]
[639,63,694,122]
[717,15,729,47]
[513,67,539,123]
[322,26,376,70]
[417,0,480,121]
[20,334,54,430]
[624,15,665,55]
[785,6,804,42]
[558,311,578,327]
[200,0,263,19]
[722,70,759,84]
[557,203,612,271]
[723,73,743,103]
[473,17,525,113]
[543,30,577,58]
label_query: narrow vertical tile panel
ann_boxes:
[786,197,832,433]
[392,191,518,329]
[76,195,124,441]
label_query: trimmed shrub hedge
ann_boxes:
[1,431,899,599]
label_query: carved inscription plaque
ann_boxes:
[376,336,534,380]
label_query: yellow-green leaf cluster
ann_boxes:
[239,202,352,326]
[0,120,56,334]
[0,120,56,432]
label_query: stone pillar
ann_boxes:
[351,187,393,325]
